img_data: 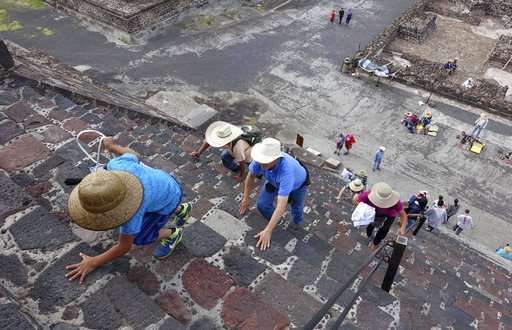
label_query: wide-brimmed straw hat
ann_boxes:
[368,182,400,208]
[205,121,244,148]
[68,170,143,231]
[348,178,364,192]
[356,169,367,177]
[251,138,283,164]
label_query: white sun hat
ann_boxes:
[250,138,283,164]
[368,182,400,208]
[205,121,244,148]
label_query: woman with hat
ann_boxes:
[66,138,191,283]
[353,182,408,250]
[190,121,252,181]
[239,138,309,251]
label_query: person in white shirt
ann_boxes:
[453,209,473,235]
[471,113,488,139]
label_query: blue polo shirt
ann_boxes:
[249,153,307,197]
[107,153,182,236]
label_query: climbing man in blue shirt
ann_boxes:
[239,138,309,251]
[372,146,385,171]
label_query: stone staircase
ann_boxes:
[1,73,511,330]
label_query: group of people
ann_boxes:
[443,58,458,75]
[330,8,353,25]
[401,111,433,134]
[65,121,311,282]
[334,132,356,155]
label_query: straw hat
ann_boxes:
[356,169,366,177]
[68,170,143,231]
[205,121,244,148]
[368,182,400,208]
[425,111,432,118]
[251,138,283,164]
[348,178,364,192]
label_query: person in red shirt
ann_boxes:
[344,133,356,155]
[330,9,336,23]
[354,182,408,250]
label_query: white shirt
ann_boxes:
[456,214,473,230]
[474,117,488,129]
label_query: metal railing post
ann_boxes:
[381,235,408,292]
[413,215,426,236]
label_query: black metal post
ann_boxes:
[413,215,426,236]
[381,235,408,292]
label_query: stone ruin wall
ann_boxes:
[46,0,208,33]
[489,35,512,71]
[397,13,437,44]
[424,0,512,26]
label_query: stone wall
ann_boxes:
[489,35,512,70]
[46,0,208,33]
[398,13,437,44]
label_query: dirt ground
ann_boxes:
[389,14,497,84]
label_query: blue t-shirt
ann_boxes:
[249,153,306,197]
[107,153,182,236]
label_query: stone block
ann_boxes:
[10,207,77,251]
[159,317,186,330]
[55,161,90,193]
[189,317,219,330]
[324,157,341,169]
[49,109,73,121]
[223,246,267,286]
[146,92,218,129]
[41,125,72,144]
[153,244,194,282]
[33,155,66,178]
[182,259,234,309]
[30,243,129,313]
[0,303,37,329]
[0,90,18,105]
[80,113,101,124]
[255,272,321,326]
[26,181,52,198]
[287,258,320,288]
[36,98,56,110]
[80,277,166,329]
[0,135,50,171]
[182,222,226,257]
[202,209,249,241]
[0,120,23,144]
[3,102,33,122]
[0,172,32,224]
[62,118,89,134]
[54,141,88,162]
[127,265,160,296]
[23,113,49,130]
[221,287,290,330]
[0,254,28,287]
[156,289,192,325]
[54,95,76,110]
[306,147,321,156]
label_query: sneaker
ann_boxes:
[171,202,192,228]
[153,228,183,259]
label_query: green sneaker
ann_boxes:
[172,202,192,228]
[153,228,183,259]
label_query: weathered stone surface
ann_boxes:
[222,287,290,330]
[156,289,192,325]
[286,258,319,288]
[0,172,32,224]
[153,244,194,281]
[54,141,88,162]
[26,181,52,198]
[182,222,226,257]
[30,243,129,313]
[0,120,23,144]
[127,265,160,296]
[80,277,166,329]
[223,246,267,286]
[189,317,220,330]
[0,135,50,171]
[0,254,28,286]
[9,207,77,251]
[3,102,33,122]
[253,241,291,265]
[23,113,49,130]
[62,118,89,134]
[182,259,234,309]
[50,322,79,330]
[33,155,66,178]
[202,209,250,241]
[0,90,18,105]
[0,303,37,329]
[61,305,80,321]
[159,317,186,330]
[41,125,72,144]
[54,161,90,193]
[54,95,76,109]
[255,272,321,326]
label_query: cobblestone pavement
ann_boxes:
[1,72,512,329]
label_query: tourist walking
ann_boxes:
[346,8,353,25]
[334,133,345,155]
[425,199,447,232]
[344,133,356,155]
[330,9,336,23]
[445,198,460,223]
[338,8,344,24]
[372,146,385,171]
[66,138,191,283]
[471,113,489,138]
[239,138,310,251]
[452,209,473,235]
[353,182,408,250]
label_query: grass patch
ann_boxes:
[37,26,55,36]
[0,9,23,32]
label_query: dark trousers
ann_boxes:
[453,225,463,235]
[366,216,394,245]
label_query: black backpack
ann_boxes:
[236,125,263,146]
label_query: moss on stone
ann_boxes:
[0,9,23,32]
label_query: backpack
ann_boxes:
[237,125,263,146]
